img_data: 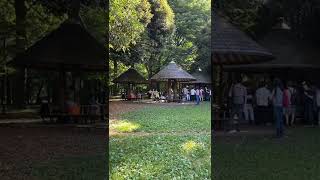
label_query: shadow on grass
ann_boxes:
[31,154,107,180]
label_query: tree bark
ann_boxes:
[113,59,118,95]
[13,0,27,109]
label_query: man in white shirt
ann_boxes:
[228,77,247,132]
[190,88,196,101]
[255,82,271,125]
[183,86,189,101]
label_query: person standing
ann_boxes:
[255,82,272,125]
[228,77,247,132]
[302,81,315,126]
[182,86,188,101]
[288,83,297,126]
[283,82,291,126]
[244,88,255,124]
[186,87,191,101]
[272,78,284,138]
[190,87,196,101]
[195,87,200,105]
[200,87,204,101]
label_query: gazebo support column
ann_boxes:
[58,69,66,112]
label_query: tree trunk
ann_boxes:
[113,59,118,95]
[13,0,26,109]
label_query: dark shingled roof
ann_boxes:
[113,68,148,84]
[150,61,196,82]
[212,13,274,65]
[182,71,211,84]
[7,20,106,71]
[224,27,320,73]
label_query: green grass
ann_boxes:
[111,120,141,133]
[31,155,107,180]
[120,102,211,132]
[110,135,211,179]
[214,128,320,180]
[110,102,211,179]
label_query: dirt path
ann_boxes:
[0,126,106,180]
[108,100,197,120]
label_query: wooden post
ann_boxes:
[58,69,66,112]
[173,79,177,100]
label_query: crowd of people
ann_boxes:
[181,86,212,105]
[120,85,212,104]
[227,76,320,137]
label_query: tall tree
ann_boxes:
[12,0,27,108]
[143,0,175,78]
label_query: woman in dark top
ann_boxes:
[302,81,315,125]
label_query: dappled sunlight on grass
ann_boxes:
[181,140,204,153]
[110,135,211,179]
[111,120,141,133]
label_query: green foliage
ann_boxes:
[25,2,66,46]
[168,0,211,72]
[220,0,264,38]
[109,0,152,51]
[170,0,210,41]
[80,6,107,44]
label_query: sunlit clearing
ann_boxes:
[181,140,204,153]
[112,121,140,133]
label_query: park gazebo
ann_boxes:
[223,20,320,81]
[113,68,148,98]
[8,19,106,112]
[150,61,196,101]
[212,12,274,130]
[212,12,274,105]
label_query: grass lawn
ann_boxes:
[109,102,211,179]
[214,128,320,180]
[31,155,107,180]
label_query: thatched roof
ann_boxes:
[224,27,320,73]
[212,13,274,65]
[150,61,196,82]
[7,20,105,71]
[113,68,148,84]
